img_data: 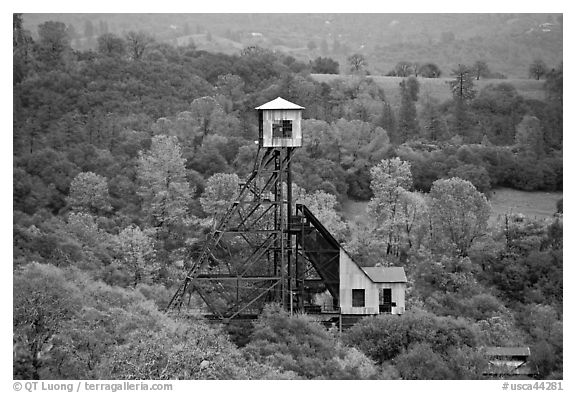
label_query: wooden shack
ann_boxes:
[339,251,407,315]
[295,204,407,317]
[255,97,304,148]
[484,347,534,377]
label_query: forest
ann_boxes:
[13,14,562,380]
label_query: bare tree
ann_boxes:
[472,60,490,80]
[125,31,153,60]
[347,53,367,74]
[529,59,548,80]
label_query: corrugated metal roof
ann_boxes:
[255,97,305,110]
[485,347,531,357]
[361,266,407,283]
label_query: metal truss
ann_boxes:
[166,146,296,321]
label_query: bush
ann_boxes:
[244,304,380,379]
[343,310,479,364]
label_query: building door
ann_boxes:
[379,288,393,313]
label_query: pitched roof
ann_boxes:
[485,347,531,357]
[361,266,407,283]
[255,97,305,110]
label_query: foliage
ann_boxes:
[343,310,480,369]
[396,77,420,143]
[365,158,429,259]
[13,263,288,380]
[347,54,368,74]
[137,135,192,228]
[472,60,490,80]
[311,57,339,74]
[296,187,348,241]
[14,263,83,379]
[67,171,112,214]
[515,115,544,157]
[125,31,153,60]
[244,305,380,379]
[418,62,442,78]
[528,59,548,80]
[429,178,490,256]
[449,64,476,101]
[200,173,240,217]
[114,225,156,287]
[12,17,563,380]
[96,33,125,57]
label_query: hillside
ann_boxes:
[22,13,562,78]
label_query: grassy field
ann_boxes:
[341,188,562,227]
[487,188,562,225]
[310,74,546,108]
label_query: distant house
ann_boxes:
[484,347,534,377]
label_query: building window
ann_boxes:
[352,289,365,307]
[272,119,293,138]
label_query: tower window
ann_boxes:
[352,289,365,307]
[272,120,293,138]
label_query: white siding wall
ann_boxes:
[339,250,379,314]
[374,282,406,315]
[262,110,302,147]
[339,249,407,315]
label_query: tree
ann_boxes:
[419,63,442,78]
[447,164,491,194]
[125,31,153,60]
[97,33,125,57]
[368,158,416,256]
[36,21,70,66]
[449,64,476,101]
[200,173,240,217]
[296,188,348,241]
[429,178,490,257]
[115,225,156,287]
[515,115,544,157]
[13,13,33,83]
[449,65,476,137]
[137,135,192,229]
[419,93,448,141]
[215,73,245,111]
[395,61,413,77]
[528,59,548,80]
[67,172,112,214]
[347,53,367,74]
[395,343,454,379]
[189,96,226,143]
[472,60,490,80]
[397,77,420,142]
[14,263,83,379]
[311,57,339,74]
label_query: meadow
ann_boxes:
[310,74,546,108]
[341,188,562,227]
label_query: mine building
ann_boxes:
[167,97,407,328]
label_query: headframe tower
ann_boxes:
[166,97,304,320]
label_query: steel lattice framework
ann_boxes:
[166,146,299,320]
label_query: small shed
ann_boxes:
[255,97,304,148]
[339,250,407,315]
[484,347,533,376]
